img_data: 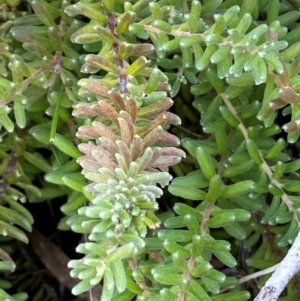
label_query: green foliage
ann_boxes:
[1,0,300,300]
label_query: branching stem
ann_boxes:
[220,93,298,223]
[221,93,300,301]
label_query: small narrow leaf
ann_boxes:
[94,25,118,43]
[32,0,57,27]
[195,147,216,180]
[64,3,106,22]
[14,94,26,129]
[126,56,150,75]
[52,133,82,159]
[84,54,119,73]
[116,11,136,34]
[102,268,114,301]
[220,181,254,197]
[207,213,235,228]
[106,244,134,264]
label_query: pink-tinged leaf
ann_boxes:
[118,117,133,147]
[142,126,163,150]
[137,98,173,118]
[135,114,168,137]
[84,54,119,73]
[78,143,98,155]
[92,149,117,169]
[107,91,126,110]
[92,121,120,141]
[145,164,162,174]
[165,112,181,125]
[22,43,53,59]
[11,28,51,48]
[77,155,92,164]
[130,135,143,161]
[151,156,182,168]
[132,44,154,56]
[77,125,101,139]
[267,28,278,42]
[161,147,186,158]
[73,103,97,118]
[157,82,171,91]
[98,137,118,155]
[84,172,112,183]
[279,86,300,104]
[148,147,162,166]
[92,101,119,125]
[77,159,101,173]
[0,43,9,53]
[78,78,110,98]
[81,62,102,74]
[158,132,180,146]
[119,111,134,139]
[125,97,137,122]
[282,121,299,132]
[136,147,154,174]
[116,140,131,167]
[159,166,169,172]
[269,98,287,109]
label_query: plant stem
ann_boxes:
[254,232,300,301]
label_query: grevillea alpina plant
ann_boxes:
[62,0,300,300]
[64,1,185,299]
[65,1,300,301]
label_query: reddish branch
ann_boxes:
[0,129,26,198]
[106,11,128,93]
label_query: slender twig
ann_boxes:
[173,125,203,138]
[89,290,93,301]
[200,202,214,236]
[220,93,298,223]
[239,264,279,285]
[0,129,26,198]
[254,232,300,301]
[220,93,300,301]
